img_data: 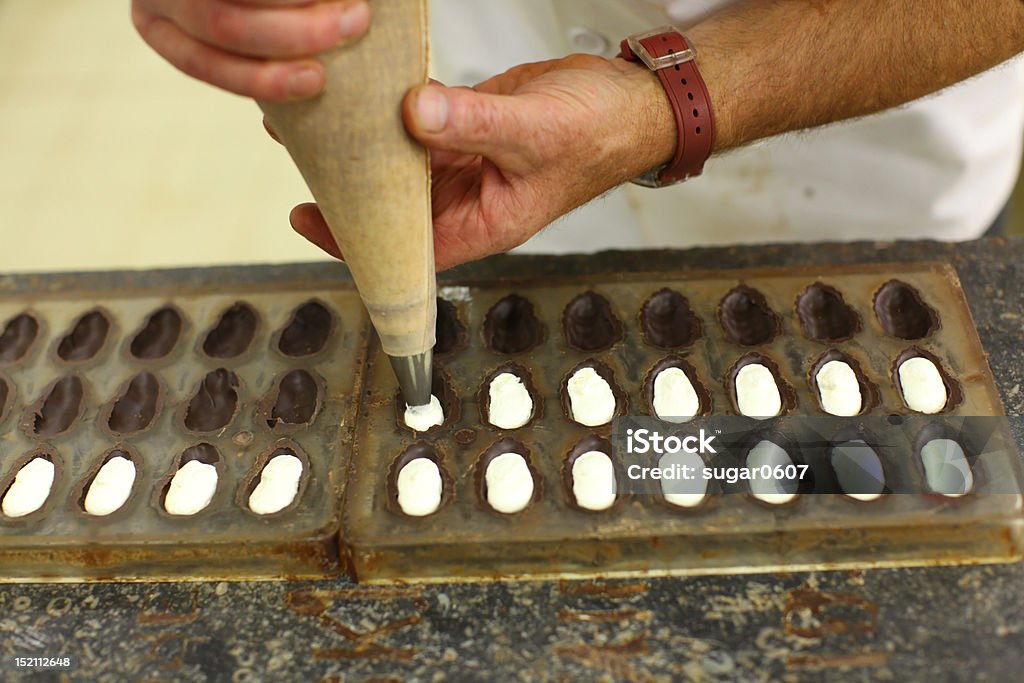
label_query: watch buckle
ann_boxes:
[626,26,697,71]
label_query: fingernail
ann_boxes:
[287,68,323,98]
[415,86,448,133]
[339,1,371,40]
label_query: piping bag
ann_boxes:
[258,0,436,407]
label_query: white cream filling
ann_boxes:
[487,372,533,429]
[248,454,303,515]
[571,451,616,511]
[747,440,798,505]
[567,367,616,427]
[84,455,136,516]
[735,363,782,419]
[164,460,218,516]
[659,451,708,508]
[404,394,444,431]
[831,440,885,501]
[652,367,700,423]
[920,438,973,497]
[485,452,534,514]
[396,457,444,517]
[2,458,55,518]
[815,360,863,417]
[898,356,948,414]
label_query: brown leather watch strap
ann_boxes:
[619,28,715,186]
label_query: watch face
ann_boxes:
[631,169,668,189]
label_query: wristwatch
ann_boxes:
[619,27,716,187]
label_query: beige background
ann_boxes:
[0,0,321,273]
[1,0,1022,275]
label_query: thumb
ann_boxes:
[403,84,535,173]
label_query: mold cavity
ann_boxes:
[831,440,886,501]
[483,295,544,354]
[563,436,617,512]
[727,355,793,419]
[477,440,537,515]
[277,300,333,357]
[660,450,709,508]
[397,367,459,433]
[161,443,221,516]
[561,361,625,427]
[644,357,710,423]
[183,369,240,433]
[57,309,110,362]
[106,372,161,435]
[26,375,84,437]
[796,283,861,342]
[248,449,305,515]
[812,352,873,417]
[562,291,623,352]
[388,443,452,518]
[130,306,183,360]
[434,298,467,356]
[82,451,137,516]
[202,302,258,358]
[873,280,938,340]
[1,455,55,518]
[746,439,801,505]
[0,313,39,364]
[895,349,958,414]
[640,288,701,349]
[481,364,537,430]
[718,286,780,346]
[262,369,321,429]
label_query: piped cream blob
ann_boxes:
[248,454,303,515]
[659,451,708,508]
[396,457,443,517]
[404,395,444,431]
[815,360,863,417]
[920,438,973,497]
[485,452,534,514]
[164,460,218,516]
[571,451,616,511]
[653,367,700,423]
[831,440,885,501]
[84,455,136,516]
[2,458,55,518]
[747,440,798,505]
[898,357,948,414]
[487,372,533,429]
[735,364,782,419]
[567,367,616,427]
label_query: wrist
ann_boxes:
[685,28,737,151]
[611,57,679,180]
[617,28,718,185]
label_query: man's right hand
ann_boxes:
[131,0,371,101]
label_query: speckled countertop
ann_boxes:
[1,238,1022,683]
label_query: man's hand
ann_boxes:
[288,55,677,270]
[131,0,371,101]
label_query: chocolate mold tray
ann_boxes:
[0,285,367,581]
[345,263,1024,583]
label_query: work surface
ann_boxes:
[2,237,1023,682]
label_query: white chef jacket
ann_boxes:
[428,0,1024,252]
